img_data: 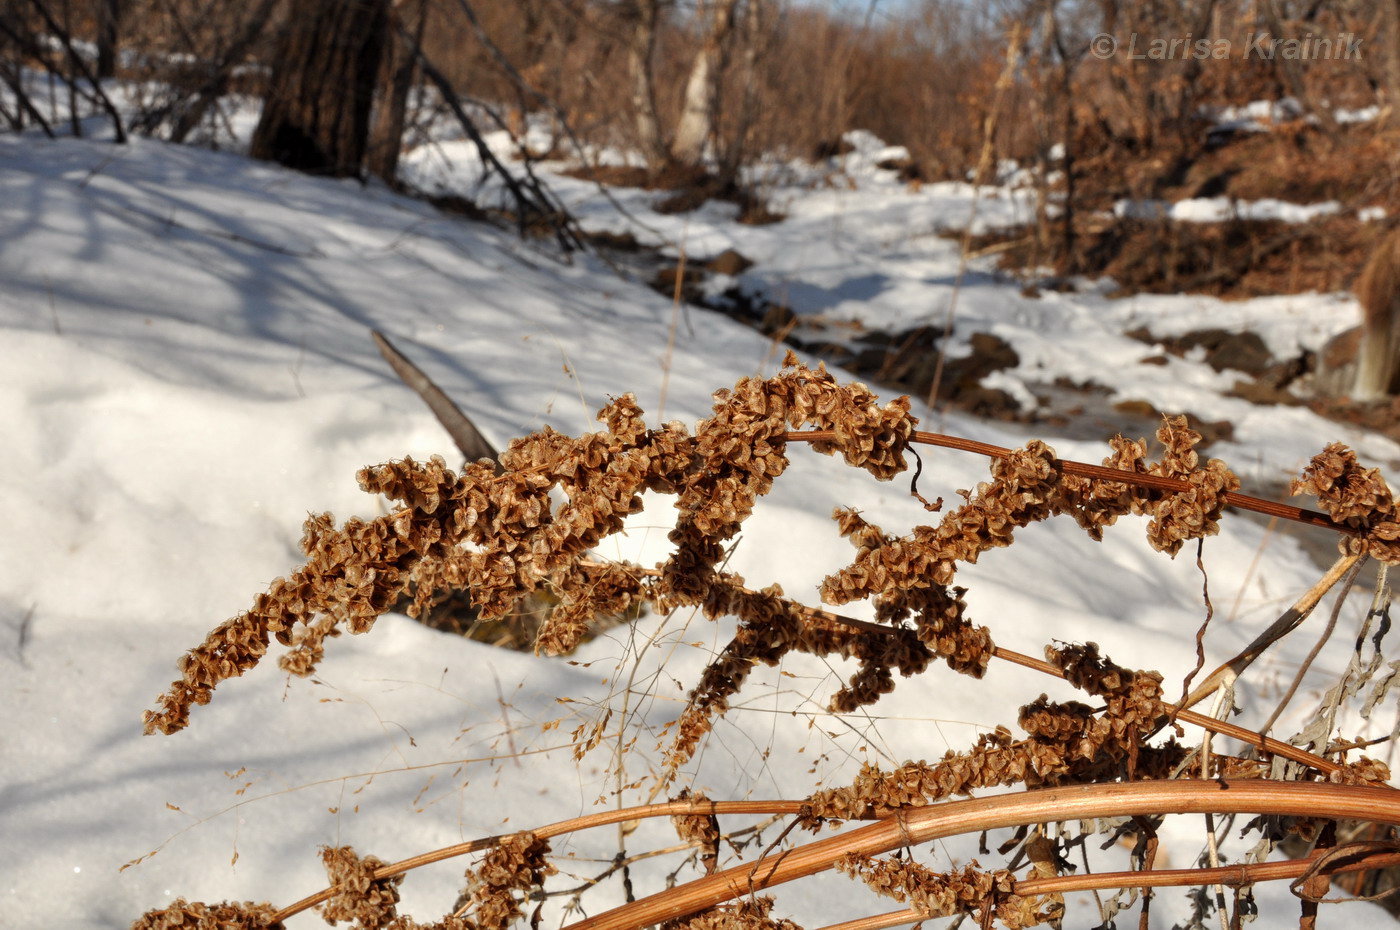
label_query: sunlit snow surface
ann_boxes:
[2,130,1398,929]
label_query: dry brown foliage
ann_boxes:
[835,853,1045,928]
[320,846,404,929]
[660,895,798,930]
[1293,442,1400,562]
[143,357,916,736]
[138,358,1400,928]
[130,899,283,930]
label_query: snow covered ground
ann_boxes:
[2,125,1398,930]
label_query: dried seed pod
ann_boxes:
[319,846,403,930]
[130,899,283,930]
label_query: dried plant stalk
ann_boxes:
[137,359,1400,929]
[563,781,1400,930]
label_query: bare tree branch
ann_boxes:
[372,329,501,469]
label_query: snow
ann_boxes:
[2,124,1398,930]
[1115,196,1342,224]
[1335,105,1382,124]
[1209,97,1306,133]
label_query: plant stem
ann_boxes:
[814,848,1400,930]
[782,430,1355,535]
[562,781,1400,930]
[271,800,805,922]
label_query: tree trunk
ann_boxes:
[250,0,390,178]
[623,0,669,171]
[366,0,425,184]
[1259,0,1337,134]
[1385,0,1400,127]
[671,0,741,167]
[95,0,120,79]
[1355,227,1400,399]
[717,0,765,185]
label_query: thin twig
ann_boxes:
[270,799,803,922]
[781,430,1354,534]
[1261,556,1365,734]
[1179,554,1361,710]
[1226,516,1278,623]
[574,558,1346,776]
[1201,687,1234,930]
[372,330,501,467]
[658,236,687,420]
[814,848,1400,930]
[1181,537,1216,700]
[400,28,579,250]
[21,0,126,142]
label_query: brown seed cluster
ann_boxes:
[1140,417,1239,556]
[660,895,801,930]
[670,790,723,873]
[143,396,688,734]
[806,642,1185,821]
[535,560,647,657]
[137,359,1400,929]
[1328,756,1393,786]
[457,833,556,930]
[657,356,911,608]
[835,852,1051,928]
[1292,442,1400,563]
[1050,435,1147,540]
[320,846,403,929]
[136,833,556,930]
[130,899,283,929]
[144,359,920,735]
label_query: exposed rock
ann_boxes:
[1311,325,1361,398]
[1052,376,1113,395]
[962,332,1021,375]
[584,229,643,252]
[1124,326,1155,346]
[876,156,924,183]
[1112,398,1161,419]
[956,385,1022,420]
[1203,330,1272,376]
[708,248,754,276]
[900,332,1018,399]
[1124,326,1274,377]
[653,264,703,303]
[1228,378,1303,407]
[1192,417,1235,447]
